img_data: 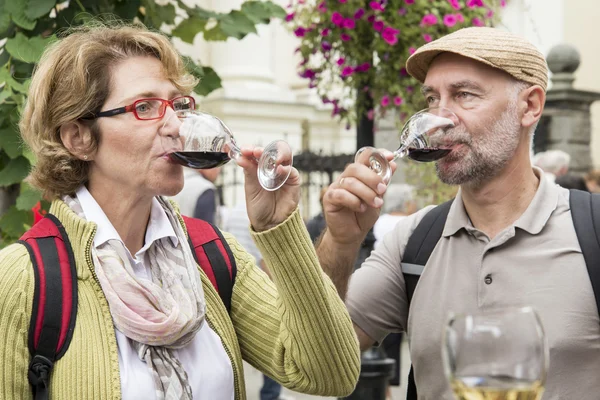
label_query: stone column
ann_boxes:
[538,44,600,174]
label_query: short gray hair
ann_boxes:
[382,183,415,214]
[532,150,571,174]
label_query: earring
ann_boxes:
[83,155,88,160]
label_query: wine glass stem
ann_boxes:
[229,143,259,164]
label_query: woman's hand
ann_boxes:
[235,146,301,232]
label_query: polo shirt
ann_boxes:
[346,168,600,399]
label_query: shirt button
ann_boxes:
[484,274,493,285]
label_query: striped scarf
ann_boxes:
[64,195,205,400]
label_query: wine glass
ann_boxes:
[355,106,457,183]
[442,307,549,400]
[162,109,293,191]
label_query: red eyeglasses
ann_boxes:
[86,96,195,120]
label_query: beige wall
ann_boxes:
[564,0,600,167]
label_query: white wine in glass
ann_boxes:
[442,307,548,400]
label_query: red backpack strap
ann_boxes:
[18,214,78,400]
[183,216,237,313]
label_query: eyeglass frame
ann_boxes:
[83,95,196,121]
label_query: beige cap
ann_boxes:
[406,27,549,91]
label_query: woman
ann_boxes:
[0,23,360,399]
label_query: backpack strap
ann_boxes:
[401,199,453,400]
[18,215,78,400]
[569,189,600,317]
[183,216,237,313]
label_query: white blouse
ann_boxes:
[76,186,234,400]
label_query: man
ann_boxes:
[532,149,571,183]
[171,167,221,223]
[317,27,600,399]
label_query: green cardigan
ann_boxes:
[0,200,360,399]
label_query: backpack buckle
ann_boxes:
[28,355,54,388]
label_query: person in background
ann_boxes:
[532,149,570,183]
[0,22,360,399]
[373,183,418,249]
[585,169,600,193]
[171,167,221,224]
[305,186,328,243]
[555,174,589,191]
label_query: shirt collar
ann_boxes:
[75,186,178,255]
[442,167,559,237]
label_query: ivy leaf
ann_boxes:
[6,0,36,30]
[5,33,55,64]
[0,156,30,186]
[0,49,10,67]
[193,66,222,96]
[0,126,22,158]
[0,206,31,238]
[218,11,257,40]
[202,26,228,42]
[0,0,10,33]
[22,147,36,165]
[25,0,55,20]
[16,182,41,211]
[172,17,208,44]
[0,90,11,105]
[177,1,219,20]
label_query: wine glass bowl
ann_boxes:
[161,110,293,191]
[355,106,457,183]
[442,307,548,400]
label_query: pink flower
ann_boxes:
[337,57,346,66]
[472,17,484,26]
[299,69,316,79]
[356,62,371,72]
[398,7,407,15]
[354,8,365,19]
[343,18,356,29]
[409,47,416,55]
[341,66,354,77]
[486,9,494,18]
[501,0,506,6]
[394,96,403,106]
[331,12,344,26]
[420,14,438,27]
[456,13,465,22]
[423,33,433,43]
[321,28,330,36]
[339,0,347,2]
[373,20,384,31]
[341,33,352,41]
[382,26,400,45]
[369,1,385,11]
[285,13,295,22]
[448,0,461,10]
[406,86,414,93]
[404,0,415,3]
[367,109,375,120]
[317,1,327,12]
[443,14,458,27]
[467,0,484,7]
[367,15,376,23]
[381,95,390,107]
[294,27,307,37]
[400,68,408,76]
[321,41,332,51]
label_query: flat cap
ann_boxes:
[406,27,548,91]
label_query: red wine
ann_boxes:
[169,151,231,169]
[408,147,451,162]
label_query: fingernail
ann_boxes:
[377,183,387,195]
[359,203,367,212]
[373,197,383,208]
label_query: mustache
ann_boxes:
[430,126,472,147]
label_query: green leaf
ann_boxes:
[16,181,41,210]
[241,1,285,24]
[0,90,11,105]
[5,33,55,64]
[0,126,22,158]
[0,49,10,68]
[156,3,176,25]
[202,26,228,41]
[172,17,208,44]
[218,10,257,39]
[22,147,36,165]
[0,156,30,186]
[6,0,36,30]
[25,0,55,19]
[193,66,222,96]
[0,0,10,36]
[0,205,31,238]
[177,1,219,20]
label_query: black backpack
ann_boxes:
[401,189,600,400]
[18,214,237,400]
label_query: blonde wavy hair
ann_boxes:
[20,21,198,199]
